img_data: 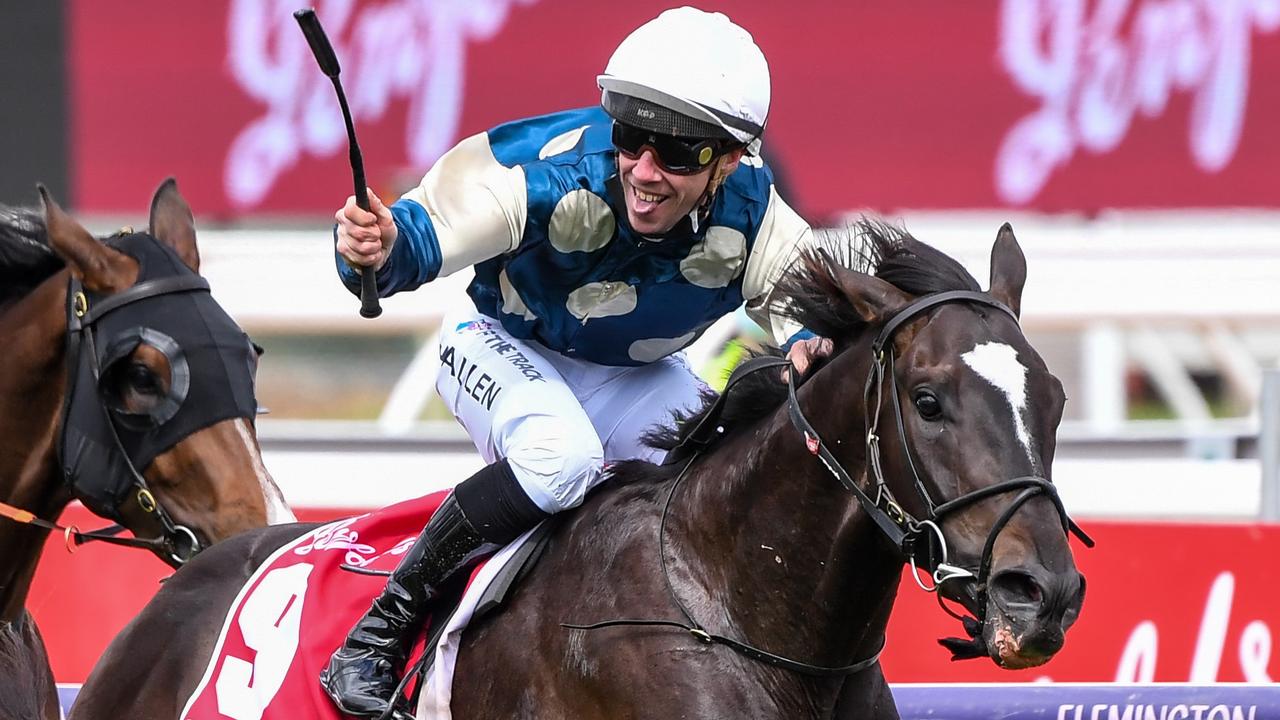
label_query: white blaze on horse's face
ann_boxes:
[961,341,1038,470]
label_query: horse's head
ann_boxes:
[790,221,1085,670]
[39,180,294,566]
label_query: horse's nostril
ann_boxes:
[991,570,1043,610]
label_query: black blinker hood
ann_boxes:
[59,232,258,521]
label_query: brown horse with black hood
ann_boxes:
[0,180,292,720]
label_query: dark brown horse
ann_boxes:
[0,180,293,720]
[71,221,1086,720]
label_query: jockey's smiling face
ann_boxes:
[617,145,744,235]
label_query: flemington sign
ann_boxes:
[65,0,1280,217]
[892,684,1271,720]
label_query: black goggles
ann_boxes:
[611,122,732,175]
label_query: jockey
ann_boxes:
[321,7,831,717]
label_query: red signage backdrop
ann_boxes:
[68,0,1280,221]
[27,512,1280,685]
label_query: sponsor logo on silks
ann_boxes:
[465,327,547,383]
[439,344,505,410]
[456,318,493,332]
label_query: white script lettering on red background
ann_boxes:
[223,0,538,208]
[1113,572,1273,682]
[995,0,1280,204]
[290,515,416,567]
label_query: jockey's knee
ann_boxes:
[505,436,604,515]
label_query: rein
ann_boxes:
[0,500,190,556]
[565,289,1094,676]
[564,358,884,677]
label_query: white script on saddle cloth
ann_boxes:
[223,0,538,208]
[1113,571,1273,682]
[292,516,416,567]
[995,0,1280,204]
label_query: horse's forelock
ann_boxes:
[777,219,982,339]
[873,226,981,297]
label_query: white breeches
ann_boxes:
[436,307,708,514]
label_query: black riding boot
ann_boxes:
[320,459,548,719]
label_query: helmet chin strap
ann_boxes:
[695,157,734,220]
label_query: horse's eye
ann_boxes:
[914,390,942,420]
[125,362,161,396]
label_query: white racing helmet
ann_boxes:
[597,7,770,156]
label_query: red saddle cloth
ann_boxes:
[181,490,471,720]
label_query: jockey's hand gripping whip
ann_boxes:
[294,7,382,319]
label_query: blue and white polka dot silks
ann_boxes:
[338,106,811,366]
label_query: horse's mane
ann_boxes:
[0,205,62,307]
[611,219,981,484]
[0,617,53,719]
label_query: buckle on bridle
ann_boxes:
[137,488,158,513]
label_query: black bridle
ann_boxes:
[54,272,211,564]
[791,291,1093,598]
[565,289,1093,676]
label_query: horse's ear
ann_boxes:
[835,267,913,325]
[988,222,1026,319]
[39,185,135,292]
[148,177,200,272]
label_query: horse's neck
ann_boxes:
[671,349,904,676]
[0,276,72,621]
[0,472,66,624]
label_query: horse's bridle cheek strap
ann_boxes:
[56,268,215,565]
[799,291,1093,601]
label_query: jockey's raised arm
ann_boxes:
[320,9,828,718]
